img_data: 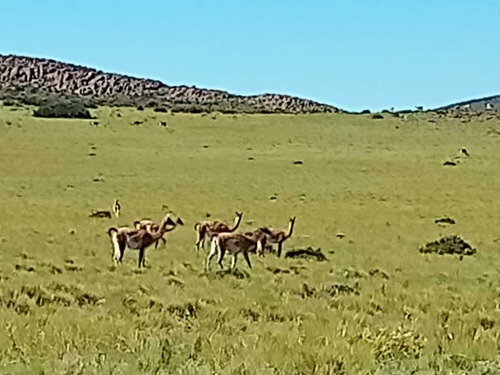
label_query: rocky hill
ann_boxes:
[437,95,500,112]
[0,55,340,113]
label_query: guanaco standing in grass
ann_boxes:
[261,217,296,257]
[108,214,176,268]
[134,215,184,248]
[194,212,243,251]
[206,228,271,272]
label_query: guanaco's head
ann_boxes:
[235,211,243,219]
[289,217,296,224]
[161,214,176,228]
[133,220,141,229]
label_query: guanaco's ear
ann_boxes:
[176,217,184,226]
[165,216,176,226]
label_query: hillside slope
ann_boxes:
[437,94,500,112]
[0,55,340,113]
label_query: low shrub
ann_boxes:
[34,100,92,119]
[154,107,168,113]
[2,99,18,107]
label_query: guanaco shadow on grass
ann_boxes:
[300,282,360,299]
[211,268,251,279]
[266,264,308,275]
[284,247,328,261]
[200,264,252,279]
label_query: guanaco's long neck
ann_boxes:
[229,215,242,232]
[164,225,176,233]
[151,217,172,240]
[150,226,166,242]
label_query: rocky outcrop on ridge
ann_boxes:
[0,55,340,113]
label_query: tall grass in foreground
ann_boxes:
[0,105,500,373]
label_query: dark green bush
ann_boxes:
[18,93,50,106]
[185,106,205,114]
[85,101,98,109]
[33,100,92,119]
[2,99,17,107]
[153,107,168,113]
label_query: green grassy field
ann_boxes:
[1,104,500,374]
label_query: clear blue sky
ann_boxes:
[1,1,499,111]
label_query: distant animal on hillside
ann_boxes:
[194,212,243,251]
[112,199,121,217]
[159,121,168,127]
[458,147,471,158]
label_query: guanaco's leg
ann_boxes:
[138,248,145,268]
[231,253,238,271]
[155,238,166,249]
[119,242,126,263]
[205,240,218,271]
[217,248,226,269]
[243,251,252,269]
[195,226,206,251]
[277,242,283,258]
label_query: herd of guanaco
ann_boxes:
[107,209,296,271]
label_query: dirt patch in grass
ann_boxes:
[419,235,476,257]
[434,217,456,225]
